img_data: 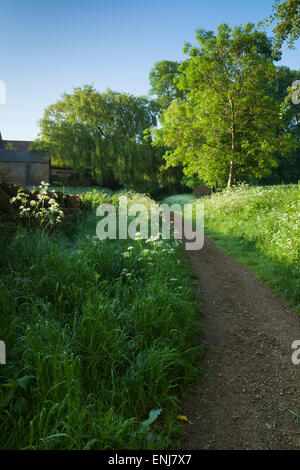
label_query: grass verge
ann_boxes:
[163,185,300,315]
[0,190,201,450]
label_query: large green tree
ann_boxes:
[270,0,300,50]
[262,65,300,184]
[33,86,163,190]
[154,23,296,188]
[149,60,184,110]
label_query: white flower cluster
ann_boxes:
[10,182,64,229]
[121,232,180,265]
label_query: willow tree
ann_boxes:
[154,23,296,188]
[33,85,160,189]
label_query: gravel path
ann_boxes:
[182,235,300,450]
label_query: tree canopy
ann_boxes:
[153,23,297,188]
[262,65,300,184]
[33,86,166,191]
[149,60,184,110]
[270,0,300,50]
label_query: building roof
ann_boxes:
[0,148,49,163]
[1,140,32,151]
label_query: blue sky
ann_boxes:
[0,0,299,140]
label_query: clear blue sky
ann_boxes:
[0,0,299,140]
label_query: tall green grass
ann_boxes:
[160,194,198,209]
[162,184,300,312]
[28,184,113,196]
[0,190,200,450]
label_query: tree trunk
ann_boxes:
[227,160,234,188]
[228,98,236,188]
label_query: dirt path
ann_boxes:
[182,235,300,450]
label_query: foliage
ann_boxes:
[197,184,300,312]
[0,189,200,450]
[149,60,184,110]
[153,23,297,188]
[32,86,170,194]
[10,182,64,230]
[270,0,300,50]
[261,66,300,184]
[180,174,207,191]
[5,142,17,150]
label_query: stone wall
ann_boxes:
[0,162,27,186]
[30,162,50,185]
[51,167,94,186]
[0,161,49,186]
[0,182,82,234]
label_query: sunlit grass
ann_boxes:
[161,194,198,209]
[164,184,300,314]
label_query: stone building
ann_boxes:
[0,132,49,186]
